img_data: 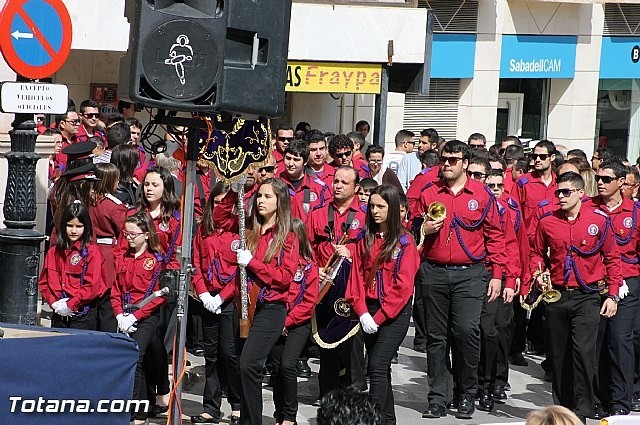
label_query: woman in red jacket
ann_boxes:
[190,182,242,425]
[346,185,419,425]
[270,217,319,425]
[111,212,166,425]
[38,203,105,329]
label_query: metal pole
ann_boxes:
[0,74,45,325]
[170,126,198,425]
[372,65,389,147]
[236,183,250,338]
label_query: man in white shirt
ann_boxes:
[383,129,415,175]
[397,128,439,192]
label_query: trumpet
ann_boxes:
[521,265,561,311]
[417,202,447,249]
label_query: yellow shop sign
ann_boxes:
[285,62,382,94]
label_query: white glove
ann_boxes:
[237,249,253,267]
[619,280,630,300]
[359,312,378,334]
[116,313,138,334]
[199,293,224,314]
[54,298,73,317]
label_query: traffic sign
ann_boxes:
[0,0,72,79]
[0,81,68,114]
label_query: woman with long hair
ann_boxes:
[213,177,300,425]
[111,143,140,208]
[90,163,128,332]
[346,185,419,425]
[111,212,166,425]
[38,203,105,330]
[270,217,318,425]
[190,181,242,425]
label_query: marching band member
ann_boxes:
[38,203,105,330]
[346,185,419,425]
[523,171,622,423]
[271,218,319,425]
[589,161,640,416]
[418,140,507,420]
[305,166,367,398]
[111,212,166,425]
[191,182,242,425]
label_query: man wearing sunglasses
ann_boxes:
[328,135,370,180]
[587,161,640,417]
[55,109,81,171]
[418,140,508,420]
[512,140,558,243]
[76,99,105,143]
[523,171,622,424]
[273,124,294,170]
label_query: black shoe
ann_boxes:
[477,393,494,412]
[391,352,398,364]
[491,385,507,403]
[191,414,218,424]
[296,359,311,378]
[193,349,205,357]
[509,353,528,367]
[589,404,607,420]
[609,407,628,416]
[413,343,427,353]
[422,404,446,418]
[312,398,321,407]
[631,396,640,412]
[230,415,240,425]
[149,405,169,418]
[456,396,475,419]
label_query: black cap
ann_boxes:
[60,163,98,181]
[61,140,96,162]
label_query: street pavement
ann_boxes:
[151,322,640,425]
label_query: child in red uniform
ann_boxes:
[270,217,319,425]
[191,182,242,425]
[111,212,166,425]
[346,185,419,425]
[39,203,105,329]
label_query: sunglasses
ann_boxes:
[64,119,80,125]
[591,156,601,161]
[468,171,487,180]
[595,175,616,184]
[487,183,504,189]
[554,188,578,198]
[334,151,352,159]
[469,144,485,149]
[83,113,100,119]
[258,165,275,173]
[277,136,293,142]
[439,156,462,165]
[532,153,551,161]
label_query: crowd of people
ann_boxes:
[36,101,640,425]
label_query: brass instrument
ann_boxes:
[521,264,561,311]
[417,202,447,249]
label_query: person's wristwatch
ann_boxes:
[608,294,621,303]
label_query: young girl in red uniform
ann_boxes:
[39,203,105,329]
[191,182,242,425]
[214,177,300,425]
[111,212,166,425]
[346,185,419,425]
[270,217,318,425]
[90,163,128,332]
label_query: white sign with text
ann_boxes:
[0,82,68,114]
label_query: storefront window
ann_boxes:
[595,79,633,160]
[497,78,547,142]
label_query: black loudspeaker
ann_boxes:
[118,0,292,118]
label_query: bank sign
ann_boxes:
[500,35,577,79]
[600,37,640,79]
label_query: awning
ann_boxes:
[530,0,640,3]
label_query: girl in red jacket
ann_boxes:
[39,202,105,329]
[270,217,319,425]
[191,182,242,425]
[346,185,419,425]
[111,212,165,425]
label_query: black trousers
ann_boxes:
[271,321,311,422]
[318,335,355,397]
[239,302,286,425]
[201,300,242,419]
[131,312,160,420]
[187,296,205,352]
[421,261,487,406]
[495,291,514,387]
[144,303,172,402]
[364,300,411,425]
[52,305,98,330]
[478,284,499,392]
[600,277,640,412]
[96,290,117,333]
[413,276,427,347]
[545,288,600,417]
